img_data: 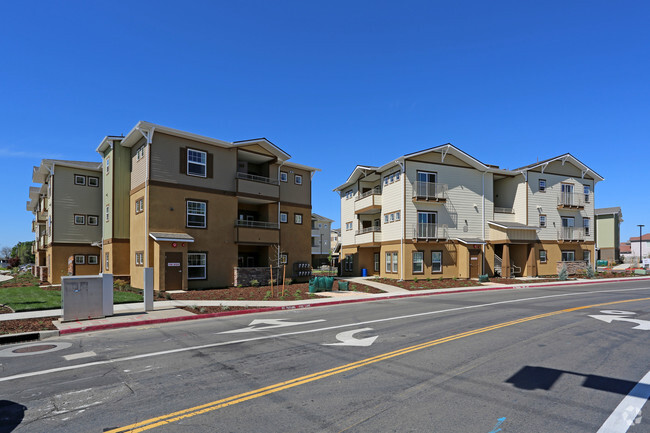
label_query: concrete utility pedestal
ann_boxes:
[61,275,112,322]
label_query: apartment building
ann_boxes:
[335,145,602,279]
[27,160,103,284]
[98,121,317,291]
[311,213,334,267]
[595,207,623,263]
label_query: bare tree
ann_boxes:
[0,246,12,259]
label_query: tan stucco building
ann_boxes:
[336,145,603,280]
[595,207,623,263]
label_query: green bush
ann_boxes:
[285,278,293,285]
[558,265,568,281]
[263,290,272,300]
[250,279,259,287]
[586,266,595,278]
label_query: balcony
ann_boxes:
[413,182,448,202]
[236,172,280,201]
[493,207,515,223]
[354,187,382,214]
[355,226,382,244]
[38,235,48,250]
[557,227,585,242]
[235,219,280,244]
[557,192,591,209]
[412,223,448,240]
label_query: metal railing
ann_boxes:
[413,182,448,200]
[355,226,381,235]
[412,223,448,239]
[236,172,280,185]
[557,227,585,241]
[557,192,590,208]
[494,207,513,214]
[355,186,382,201]
[235,220,280,229]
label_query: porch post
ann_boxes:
[527,244,537,277]
[503,244,511,278]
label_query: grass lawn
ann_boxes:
[0,285,143,312]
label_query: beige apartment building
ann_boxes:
[336,145,602,280]
[98,121,317,291]
[27,160,103,284]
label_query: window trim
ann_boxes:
[74,254,86,265]
[188,252,207,280]
[74,214,86,225]
[431,250,443,273]
[280,171,288,182]
[561,250,576,262]
[539,214,546,228]
[105,157,110,175]
[392,252,398,273]
[280,212,288,223]
[280,253,288,265]
[186,148,207,178]
[294,213,303,225]
[539,179,546,192]
[385,252,392,273]
[374,252,380,272]
[87,255,99,265]
[583,217,590,236]
[106,204,110,222]
[186,200,207,229]
[412,251,424,274]
[294,174,303,185]
[135,197,144,215]
[105,252,109,271]
[87,176,99,187]
[135,251,144,267]
[539,249,547,263]
[74,174,86,186]
[87,215,99,226]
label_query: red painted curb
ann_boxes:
[58,276,650,335]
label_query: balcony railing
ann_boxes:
[235,220,279,229]
[236,172,279,185]
[355,186,382,201]
[413,182,448,201]
[412,223,448,240]
[557,192,591,208]
[494,207,513,214]
[557,227,585,241]
[355,226,381,235]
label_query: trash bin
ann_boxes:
[361,268,367,277]
[338,281,349,291]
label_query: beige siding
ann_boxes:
[102,148,113,239]
[513,181,528,224]
[379,169,403,242]
[340,184,358,246]
[52,166,102,244]
[131,138,149,189]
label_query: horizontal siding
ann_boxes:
[380,172,403,242]
[340,184,357,247]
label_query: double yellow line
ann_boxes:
[106,297,650,433]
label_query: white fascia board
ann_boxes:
[121,121,232,149]
[283,161,321,172]
[234,139,291,161]
[95,136,123,154]
[334,165,379,191]
[517,154,604,182]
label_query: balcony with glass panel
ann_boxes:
[412,182,448,202]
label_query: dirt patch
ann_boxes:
[0,317,58,335]
[488,278,558,285]
[0,273,41,288]
[372,278,482,291]
[179,306,259,315]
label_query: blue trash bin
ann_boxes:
[361,268,367,277]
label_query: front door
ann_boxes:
[469,250,480,278]
[165,252,183,291]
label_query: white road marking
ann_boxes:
[0,286,648,383]
[589,311,650,330]
[323,328,377,347]
[597,369,650,432]
[219,318,326,334]
[63,351,96,361]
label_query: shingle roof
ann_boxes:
[630,234,650,241]
[595,207,622,216]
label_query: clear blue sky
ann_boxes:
[1,1,648,251]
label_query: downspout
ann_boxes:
[482,170,486,275]
[137,127,154,267]
[395,159,405,281]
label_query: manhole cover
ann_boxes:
[13,344,58,353]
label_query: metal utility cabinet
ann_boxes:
[61,274,113,322]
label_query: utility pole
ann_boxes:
[639,224,645,264]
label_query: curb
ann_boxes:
[3,276,650,341]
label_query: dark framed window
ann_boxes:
[294,174,302,185]
[280,171,288,182]
[88,176,99,187]
[431,251,442,273]
[294,213,303,224]
[539,214,546,228]
[187,149,207,177]
[87,215,99,226]
[74,255,85,265]
[561,250,575,262]
[135,251,144,266]
[188,252,207,280]
[74,174,86,186]
[88,255,99,265]
[187,200,207,228]
[539,250,547,263]
[539,179,546,192]
[280,212,288,223]
[74,214,85,225]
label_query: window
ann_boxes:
[561,250,575,262]
[294,213,303,224]
[136,146,145,161]
[187,200,207,228]
[87,215,99,226]
[539,250,547,263]
[280,212,288,223]
[345,222,353,231]
[539,179,546,192]
[88,176,99,187]
[88,255,98,265]
[135,197,144,214]
[412,251,424,274]
[74,175,86,186]
[187,149,207,177]
[432,251,442,273]
[280,171,288,182]
[344,255,353,272]
[584,185,590,203]
[384,214,389,224]
[392,252,398,273]
[374,253,380,272]
[74,214,86,225]
[344,190,353,199]
[135,251,144,266]
[280,253,288,265]
[384,177,389,186]
[390,213,395,222]
[106,157,110,175]
[395,211,400,221]
[583,250,591,264]
[106,205,110,222]
[385,252,392,273]
[583,218,590,236]
[295,174,303,185]
[188,253,207,280]
[105,252,109,271]
[539,214,546,228]
[74,255,85,265]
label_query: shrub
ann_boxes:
[285,278,293,285]
[250,279,260,287]
[426,277,431,282]
[222,305,230,311]
[350,284,357,291]
[263,290,272,300]
[165,292,172,300]
[586,266,595,278]
[558,265,568,281]
[413,277,418,283]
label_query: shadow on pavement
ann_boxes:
[0,400,26,433]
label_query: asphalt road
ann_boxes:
[1,280,649,433]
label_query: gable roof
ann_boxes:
[514,153,604,182]
[595,207,622,217]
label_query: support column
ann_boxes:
[503,244,511,278]
[526,244,537,277]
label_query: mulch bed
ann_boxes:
[372,278,482,291]
[0,273,42,288]
[0,317,58,335]
[488,278,558,284]
[180,306,259,314]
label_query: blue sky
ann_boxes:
[1,1,648,250]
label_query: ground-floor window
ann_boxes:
[561,250,575,261]
[392,252,398,273]
[583,250,591,264]
[412,251,424,274]
[431,251,442,273]
[374,253,380,272]
[135,251,144,266]
[88,255,98,265]
[539,250,547,263]
[385,252,392,273]
[74,255,85,265]
[188,252,207,280]
[343,255,353,272]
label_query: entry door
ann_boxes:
[165,252,183,291]
[562,217,575,240]
[561,183,574,205]
[469,250,480,278]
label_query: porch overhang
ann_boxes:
[454,238,486,245]
[149,232,195,243]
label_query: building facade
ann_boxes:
[311,213,334,267]
[595,207,623,263]
[27,160,103,284]
[336,145,602,279]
